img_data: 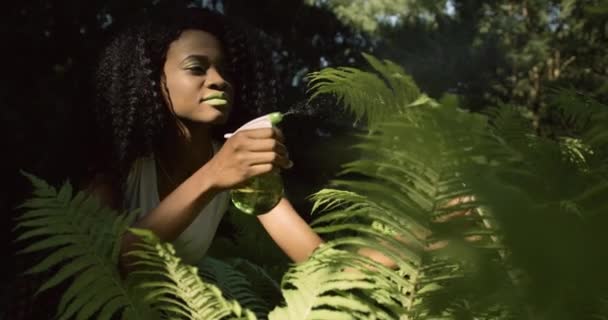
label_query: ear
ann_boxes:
[160,72,170,104]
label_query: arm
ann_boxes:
[257,197,323,263]
[87,128,292,276]
[257,197,399,268]
[124,165,219,242]
[85,165,222,276]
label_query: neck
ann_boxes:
[157,120,214,182]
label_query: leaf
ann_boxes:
[75,282,122,320]
[18,234,86,254]
[20,170,56,196]
[15,225,73,242]
[58,267,103,315]
[35,256,95,295]
[96,296,128,320]
[127,228,254,320]
[24,244,87,275]
[57,179,74,205]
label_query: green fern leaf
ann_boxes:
[227,258,283,307]
[57,267,102,314]
[20,170,56,196]
[307,66,397,129]
[269,246,407,320]
[16,215,74,229]
[15,176,154,319]
[57,179,73,204]
[15,225,73,242]
[199,256,272,318]
[13,207,59,223]
[23,244,86,274]
[18,234,86,254]
[361,52,420,106]
[96,296,129,320]
[303,54,516,318]
[60,277,117,320]
[316,238,419,285]
[127,228,257,320]
[35,256,95,295]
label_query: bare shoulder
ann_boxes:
[83,172,124,211]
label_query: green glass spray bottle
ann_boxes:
[224,112,285,215]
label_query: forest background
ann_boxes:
[2,0,607,318]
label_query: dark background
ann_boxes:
[2,0,606,318]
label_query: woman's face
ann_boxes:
[162,29,233,126]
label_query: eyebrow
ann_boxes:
[180,54,224,66]
[180,54,208,64]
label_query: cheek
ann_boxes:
[166,75,201,104]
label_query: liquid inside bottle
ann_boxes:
[230,170,284,215]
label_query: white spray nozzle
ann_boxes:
[224,112,283,139]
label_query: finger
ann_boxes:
[441,195,473,208]
[464,235,483,242]
[434,209,472,223]
[425,240,449,251]
[247,163,274,177]
[435,195,475,222]
[273,127,285,143]
[242,127,285,143]
[247,151,292,169]
[246,139,288,156]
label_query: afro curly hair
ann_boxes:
[84,6,283,185]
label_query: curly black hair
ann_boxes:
[88,6,282,184]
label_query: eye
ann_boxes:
[187,65,207,75]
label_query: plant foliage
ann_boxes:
[15,52,608,319]
[15,174,254,320]
[307,52,608,319]
[14,173,157,320]
[198,256,273,319]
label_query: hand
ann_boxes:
[426,195,480,251]
[203,127,292,191]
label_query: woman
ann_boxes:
[83,6,396,275]
[81,6,331,272]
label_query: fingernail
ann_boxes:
[286,160,294,169]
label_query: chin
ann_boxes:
[205,112,231,125]
[214,107,232,123]
[193,107,231,124]
[210,116,229,125]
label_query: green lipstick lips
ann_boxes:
[204,98,228,106]
[202,92,228,106]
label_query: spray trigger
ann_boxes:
[224,112,283,139]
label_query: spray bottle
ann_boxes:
[224,112,286,215]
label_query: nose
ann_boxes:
[206,66,230,91]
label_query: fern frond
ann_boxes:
[306,55,515,318]
[198,256,271,319]
[306,52,429,129]
[361,53,421,107]
[457,93,608,317]
[549,88,608,178]
[15,173,155,320]
[269,246,403,320]
[127,228,257,320]
[307,66,394,129]
[226,258,283,310]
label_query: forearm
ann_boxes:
[257,198,324,263]
[257,198,401,267]
[356,247,397,269]
[120,164,219,272]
